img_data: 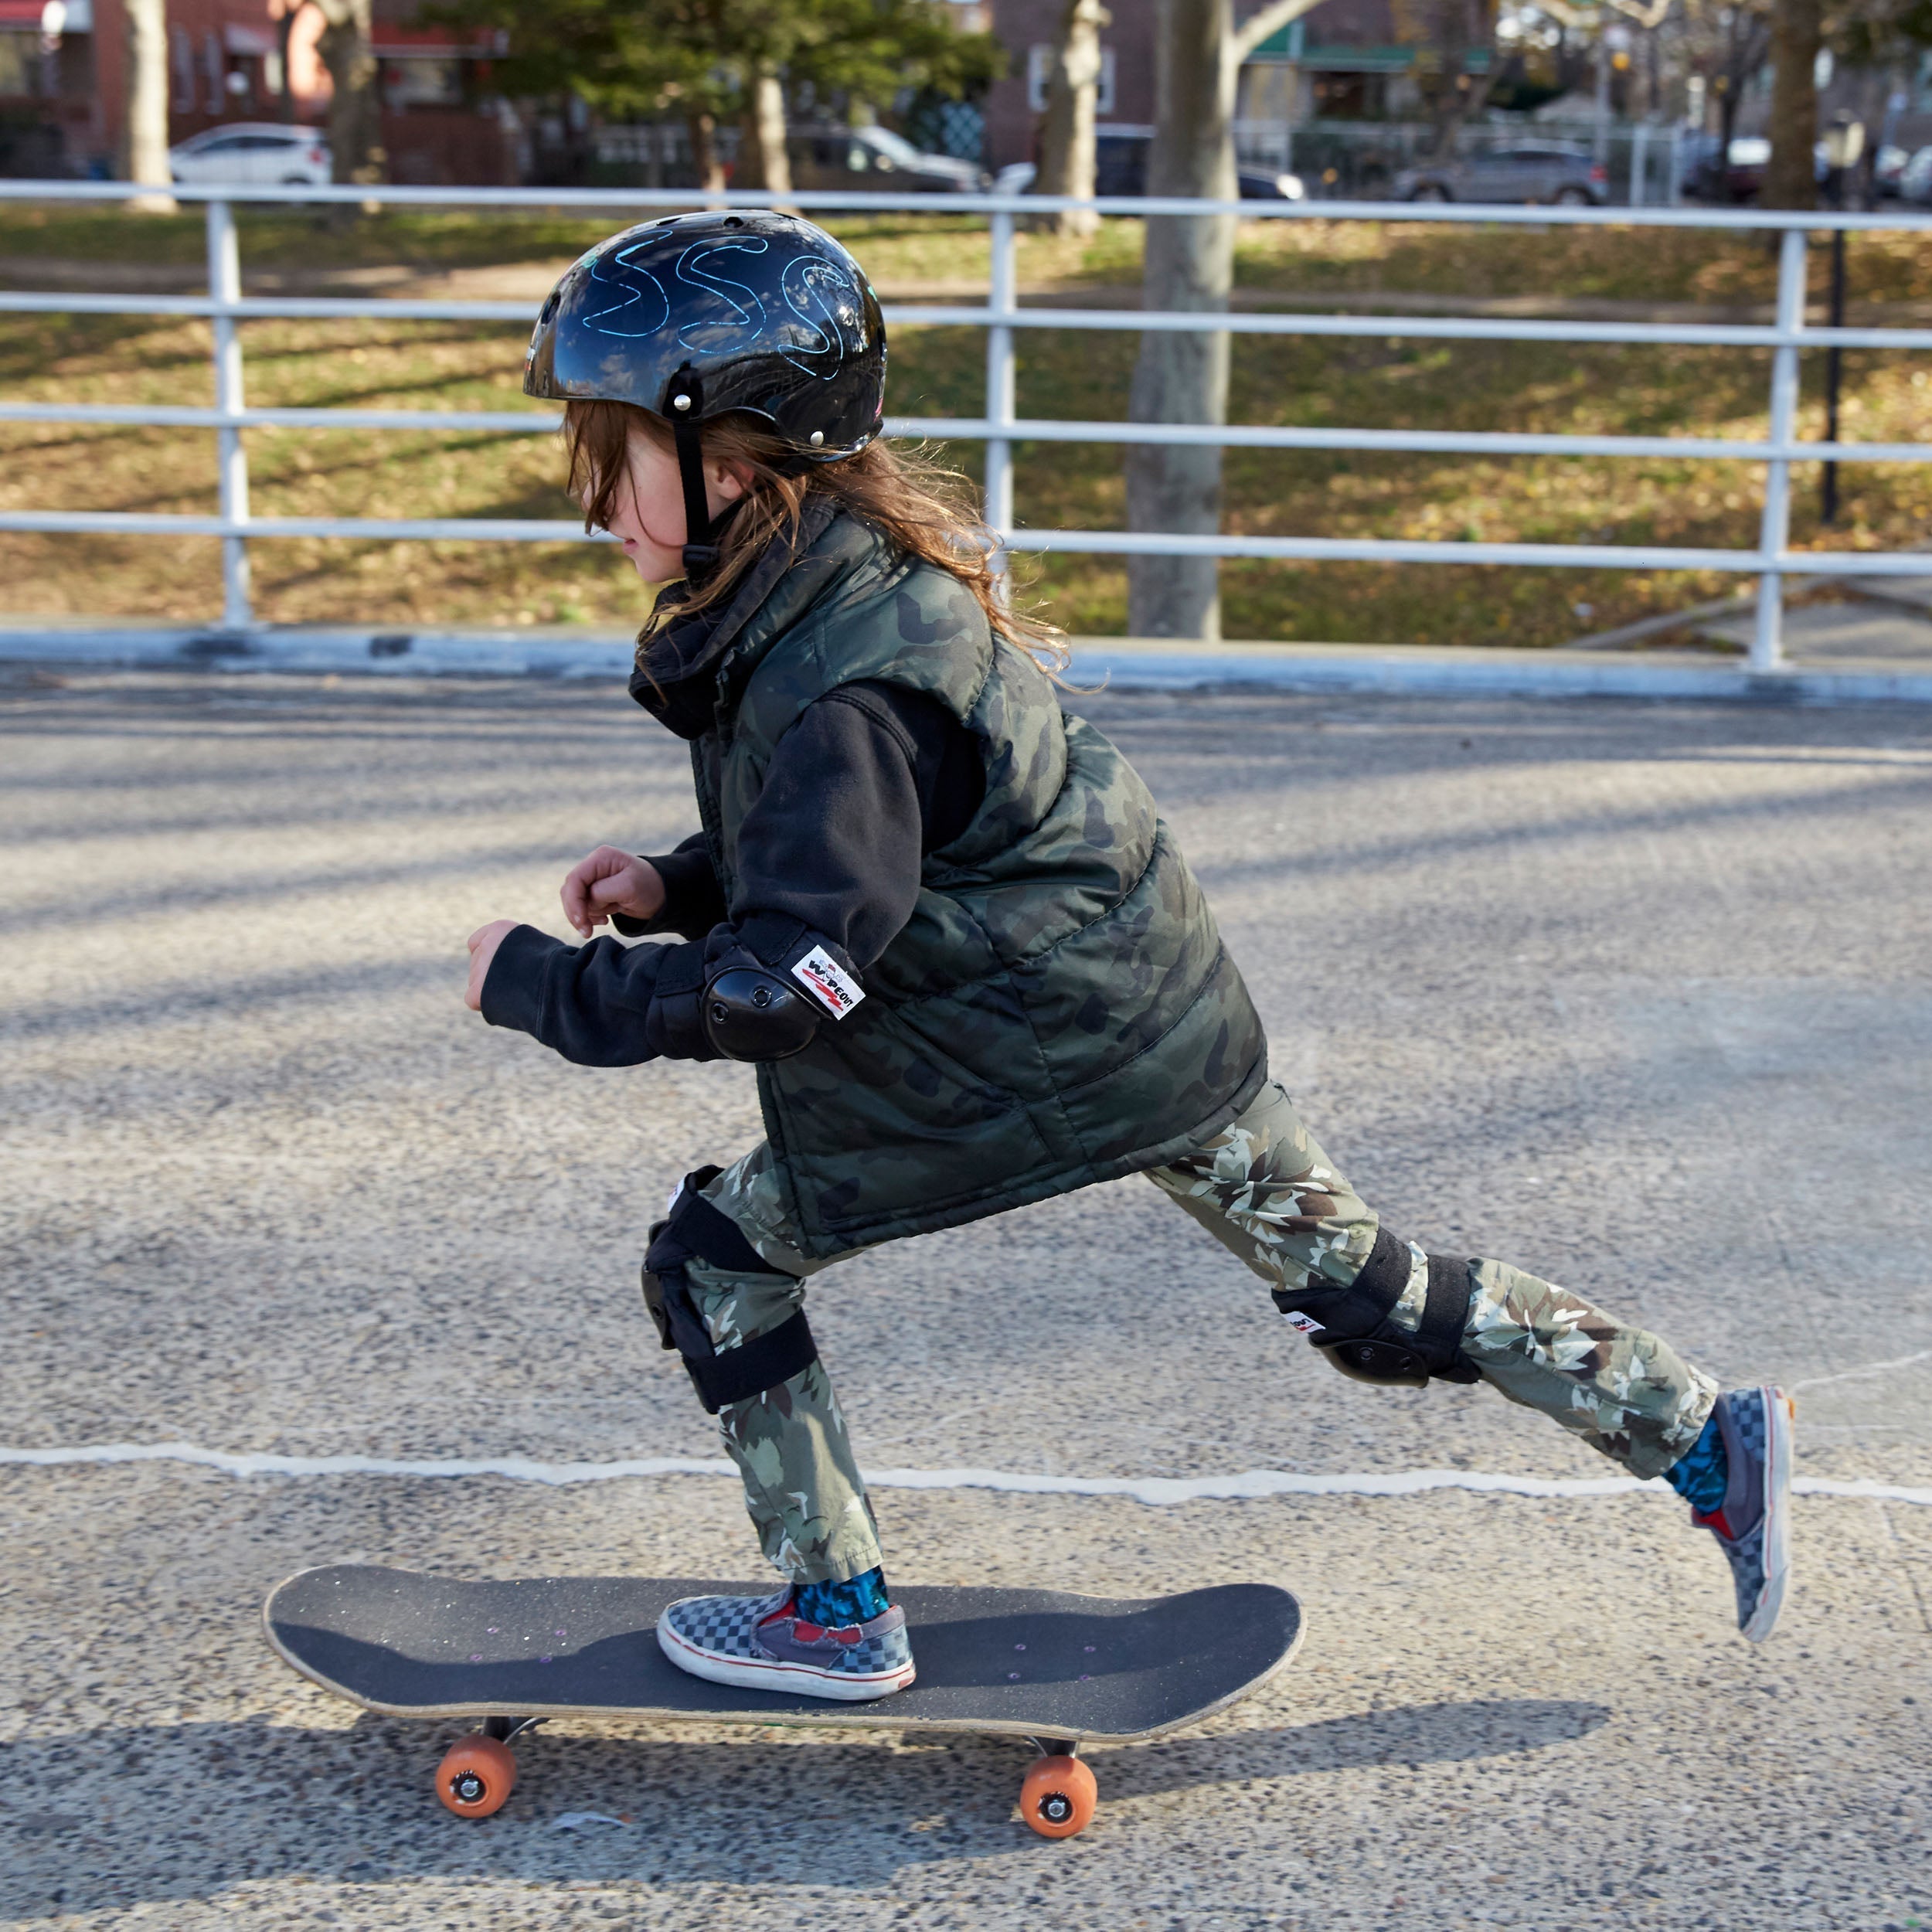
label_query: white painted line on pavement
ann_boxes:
[1791,1349,1932,1392]
[2,1440,1928,1506]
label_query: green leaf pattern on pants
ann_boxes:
[1148,1080,1716,1481]
[678,1080,1717,1586]
[684,1245,886,1586]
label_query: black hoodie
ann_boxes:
[481,508,984,1065]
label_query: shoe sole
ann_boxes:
[655,1611,917,1702]
[1741,1384,1794,1644]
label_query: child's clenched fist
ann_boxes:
[560,845,666,938]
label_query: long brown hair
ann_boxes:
[563,399,1067,675]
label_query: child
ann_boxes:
[464,211,1792,1700]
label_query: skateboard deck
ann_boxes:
[265,1566,1304,1835]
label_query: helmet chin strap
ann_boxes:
[663,368,718,583]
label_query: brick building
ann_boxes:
[977,0,1414,174]
[0,0,512,179]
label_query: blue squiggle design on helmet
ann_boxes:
[675,237,770,349]
[580,239,671,339]
[778,258,857,381]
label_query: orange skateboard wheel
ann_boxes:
[1020,1753,1097,1838]
[435,1733,516,1818]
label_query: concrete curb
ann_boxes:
[5,622,1932,706]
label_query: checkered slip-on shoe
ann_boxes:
[657,1588,917,1700]
[1692,1386,1795,1643]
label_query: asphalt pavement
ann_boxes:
[3,668,1930,1930]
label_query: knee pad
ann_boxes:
[641,1166,817,1415]
[1271,1228,1481,1389]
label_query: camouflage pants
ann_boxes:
[685,1080,1719,1586]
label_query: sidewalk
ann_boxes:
[8,617,1932,705]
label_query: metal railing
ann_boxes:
[2,179,1930,669]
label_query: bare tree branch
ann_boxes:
[1231,0,1326,66]
[1604,0,1673,26]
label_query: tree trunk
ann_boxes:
[1031,0,1108,237]
[688,108,726,193]
[1764,0,1819,209]
[1716,75,1741,201]
[1126,0,1236,641]
[1403,0,1498,163]
[121,0,175,211]
[739,66,793,196]
[315,0,384,189]
[275,5,297,124]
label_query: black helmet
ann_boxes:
[524,209,887,579]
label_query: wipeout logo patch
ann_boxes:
[791,945,865,1020]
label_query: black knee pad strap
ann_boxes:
[1272,1227,1480,1389]
[640,1167,815,1415]
[651,1165,794,1279]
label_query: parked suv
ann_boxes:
[169,124,332,187]
[789,124,988,194]
[1394,142,1605,205]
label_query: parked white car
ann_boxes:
[169,124,332,188]
[994,158,1305,201]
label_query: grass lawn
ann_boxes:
[1,208,1926,643]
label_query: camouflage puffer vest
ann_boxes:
[691,510,1268,1258]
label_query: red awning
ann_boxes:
[0,0,48,26]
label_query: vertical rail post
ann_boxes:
[1629,121,1648,208]
[206,196,252,631]
[983,206,1016,599]
[1751,226,1807,674]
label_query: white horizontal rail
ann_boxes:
[3,400,1923,466]
[901,418,1927,464]
[2,287,1927,352]
[1006,531,1923,573]
[0,402,555,432]
[890,303,1932,350]
[3,175,1932,231]
[0,505,1914,573]
[1,510,604,539]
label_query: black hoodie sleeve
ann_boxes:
[478,920,716,1066]
[478,682,981,1066]
[727,685,930,969]
[611,832,728,942]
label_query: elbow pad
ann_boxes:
[702,965,821,1062]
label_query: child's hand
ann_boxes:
[560,846,666,938]
[464,919,517,1012]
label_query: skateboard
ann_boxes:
[264,1565,1304,1838]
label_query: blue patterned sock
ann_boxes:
[1665,1408,1729,1515]
[794,1567,890,1628]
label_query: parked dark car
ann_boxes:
[789,124,988,194]
[1393,142,1606,205]
[1677,134,1830,205]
